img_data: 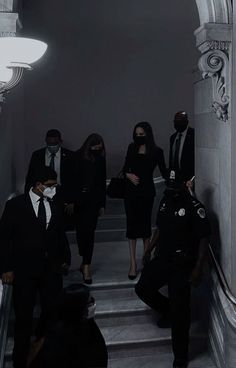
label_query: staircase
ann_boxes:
[3,192,217,368]
[65,194,217,368]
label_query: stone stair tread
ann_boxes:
[67,240,145,282]
[108,351,216,368]
[97,312,204,346]
[99,320,171,346]
[91,287,149,315]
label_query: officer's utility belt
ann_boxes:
[170,249,195,267]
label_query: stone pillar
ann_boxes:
[194,20,236,368]
[231,0,236,304]
[194,22,232,284]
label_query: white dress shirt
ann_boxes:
[45,147,61,185]
[29,189,52,228]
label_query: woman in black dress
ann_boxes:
[123,122,167,279]
[67,134,106,284]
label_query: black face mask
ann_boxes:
[174,123,188,133]
[90,149,102,157]
[134,136,146,146]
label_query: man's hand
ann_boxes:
[99,207,105,217]
[1,271,14,284]
[126,173,140,186]
[142,249,152,267]
[186,180,193,189]
[64,203,74,216]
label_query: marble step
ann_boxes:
[97,312,207,359]
[96,214,126,230]
[67,227,127,243]
[91,286,150,317]
[108,350,217,368]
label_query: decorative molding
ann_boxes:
[195,0,232,25]
[0,12,18,33]
[207,40,231,52]
[0,31,15,36]
[195,23,232,123]
[198,49,229,122]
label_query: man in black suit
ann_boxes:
[0,166,71,368]
[169,111,194,186]
[25,129,74,199]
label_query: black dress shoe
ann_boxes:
[173,358,188,368]
[128,274,137,280]
[83,277,92,285]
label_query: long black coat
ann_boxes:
[0,194,71,277]
[169,127,194,182]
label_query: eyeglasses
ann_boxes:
[42,183,58,188]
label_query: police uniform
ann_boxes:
[135,190,211,366]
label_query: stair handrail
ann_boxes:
[0,283,12,368]
[208,244,236,306]
[0,190,20,368]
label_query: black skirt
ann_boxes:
[124,196,154,239]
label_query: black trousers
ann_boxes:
[135,254,193,360]
[12,268,63,368]
[75,202,100,264]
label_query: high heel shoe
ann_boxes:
[128,265,137,280]
[80,264,92,285]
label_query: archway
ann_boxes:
[0,0,235,367]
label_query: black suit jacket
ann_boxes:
[25,147,74,195]
[0,194,71,278]
[169,127,194,182]
[70,151,107,208]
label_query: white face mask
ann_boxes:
[47,145,60,154]
[43,186,56,199]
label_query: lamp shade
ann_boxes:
[0,37,48,66]
[0,66,13,83]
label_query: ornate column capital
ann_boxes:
[194,23,232,122]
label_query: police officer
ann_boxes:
[135,170,211,368]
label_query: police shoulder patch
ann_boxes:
[197,208,206,218]
[178,208,185,216]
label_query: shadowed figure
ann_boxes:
[28,283,108,368]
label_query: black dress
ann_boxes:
[123,144,166,239]
[71,151,106,264]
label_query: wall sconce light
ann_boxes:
[0,37,47,104]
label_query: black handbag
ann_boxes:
[107,172,126,199]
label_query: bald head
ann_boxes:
[174,111,188,133]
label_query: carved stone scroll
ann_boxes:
[198,48,229,122]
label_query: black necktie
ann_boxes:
[173,133,182,170]
[38,197,46,228]
[49,153,55,170]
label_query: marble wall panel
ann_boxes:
[195,112,220,149]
